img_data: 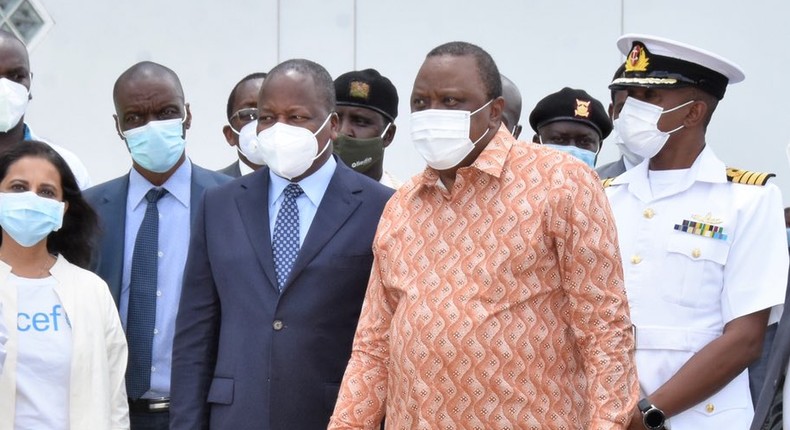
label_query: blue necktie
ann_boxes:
[126,187,167,399]
[272,183,303,290]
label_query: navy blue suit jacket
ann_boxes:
[84,164,232,306]
[170,160,393,430]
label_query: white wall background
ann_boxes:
[24,0,790,204]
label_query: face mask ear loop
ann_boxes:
[472,127,491,146]
[471,99,494,116]
[379,122,392,139]
[312,112,334,137]
[662,99,695,114]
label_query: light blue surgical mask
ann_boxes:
[0,191,65,247]
[786,228,790,247]
[542,143,597,168]
[122,117,187,173]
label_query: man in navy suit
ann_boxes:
[170,59,394,430]
[84,61,231,430]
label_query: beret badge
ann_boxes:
[348,81,370,100]
[574,99,591,118]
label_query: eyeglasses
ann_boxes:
[229,107,259,132]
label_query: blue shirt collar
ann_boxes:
[129,158,192,209]
[269,155,337,207]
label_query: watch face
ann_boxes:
[644,408,665,428]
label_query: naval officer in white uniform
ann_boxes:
[604,34,788,430]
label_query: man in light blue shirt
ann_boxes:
[85,61,231,430]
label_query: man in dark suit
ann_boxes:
[170,59,394,430]
[84,61,232,430]
[751,208,790,429]
[218,72,267,177]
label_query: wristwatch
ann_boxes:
[637,398,666,429]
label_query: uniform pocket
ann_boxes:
[662,233,730,307]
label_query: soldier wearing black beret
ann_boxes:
[528,87,611,168]
[333,68,400,188]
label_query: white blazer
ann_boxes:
[0,255,129,430]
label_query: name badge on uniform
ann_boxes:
[673,215,727,241]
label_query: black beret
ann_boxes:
[609,34,745,100]
[334,69,398,122]
[528,87,612,139]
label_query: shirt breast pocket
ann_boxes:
[662,233,729,308]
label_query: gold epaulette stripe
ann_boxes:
[726,167,775,186]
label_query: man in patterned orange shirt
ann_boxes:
[329,41,639,429]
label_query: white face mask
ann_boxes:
[410,100,493,170]
[613,97,694,159]
[608,129,644,167]
[257,114,332,180]
[236,121,266,165]
[0,78,29,133]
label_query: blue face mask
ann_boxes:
[786,228,790,247]
[0,191,65,247]
[122,117,186,173]
[542,143,597,168]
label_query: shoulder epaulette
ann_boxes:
[601,177,615,188]
[726,167,775,186]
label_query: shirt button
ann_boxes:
[156,291,162,297]
[630,255,643,264]
[706,403,715,413]
[153,329,159,335]
[272,320,284,331]
[692,248,702,258]
[151,366,156,372]
[643,208,655,219]
[158,251,164,258]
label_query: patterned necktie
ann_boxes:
[126,187,167,399]
[272,183,303,290]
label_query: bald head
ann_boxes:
[0,29,27,64]
[113,61,184,107]
[500,74,522,138]
[265,59,335,114]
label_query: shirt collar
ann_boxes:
[269,154,337,207]
[419,124,514,185]
[129,158,192,209]
[613,145,725,186]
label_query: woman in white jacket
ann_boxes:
[0,141,129,430]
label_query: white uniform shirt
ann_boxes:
[606,146,788,429]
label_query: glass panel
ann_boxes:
[0,23,12,33]
[9,0,42,43]
[0,0,18,15]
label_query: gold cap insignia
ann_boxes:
[348,81,370,100]
[574,99,591,118]
[625,43,650,73]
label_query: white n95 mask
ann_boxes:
[613,97,694,160]
[257,114,332,180]
[0,78,29,133]
[410,100,493,170]
[237,121,266,165]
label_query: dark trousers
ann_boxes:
[130,410,169,430]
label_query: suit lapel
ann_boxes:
[235,170,279,289]
[97,177,129,306]
[284,165,362,290]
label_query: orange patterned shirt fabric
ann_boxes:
[329,127,638,430]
